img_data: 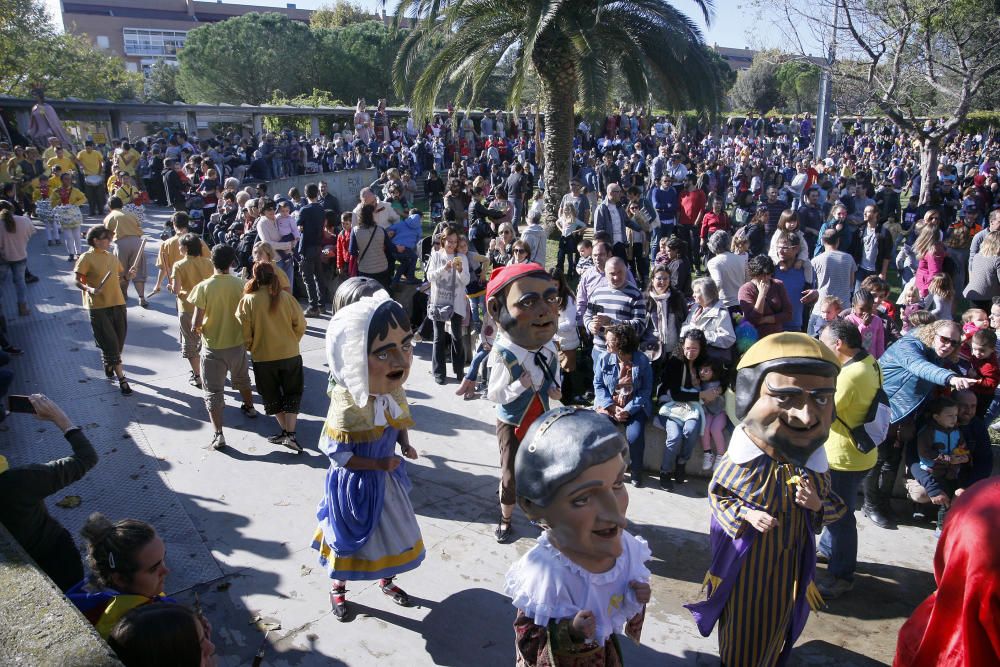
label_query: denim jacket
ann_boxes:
[594,351,653,418]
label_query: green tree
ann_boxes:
[394,0,721,226]
[0,0,141,100]
[729,56,781,113]
[311,0,372,29]
[264,89,346,134]
[176,12,316,104]
[775,60,820,112]
[145,59,180,103]
[313,21,402,105]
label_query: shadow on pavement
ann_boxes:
[817,560,935,622]
[792,639,889,666]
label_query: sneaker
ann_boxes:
[702,451,714,471]
[211,431,226,450]
[188,371,202,389]
[240,403,258,418]
[304,307,321,317]
[816,576,853,600]
[24,273,39,284]
[989,418,1000,433]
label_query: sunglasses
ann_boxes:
[513,248,528,255]
[936,335,960,347]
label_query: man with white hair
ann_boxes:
[351,187,400,229]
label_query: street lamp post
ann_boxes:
[814,0,839,160]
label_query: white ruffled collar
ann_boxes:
[728,424,829,473]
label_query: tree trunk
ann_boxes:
[918,136,939,207]
[533,48,577,237]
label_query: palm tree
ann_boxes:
[393,0,721,226]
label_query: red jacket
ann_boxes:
[336,229,354,274]
[700,211,730,242]
[971,353,1000,395]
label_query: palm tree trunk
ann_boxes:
[534,50,577,236]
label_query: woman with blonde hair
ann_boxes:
[236,262,306,451]
[914,224,947,297]
[250,241,292,293]
[964,230,1000,310]
[768,208,811,277]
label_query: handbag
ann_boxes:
[428,254,458,321]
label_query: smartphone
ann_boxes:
[587,302,604,315]
[7,395,35,414]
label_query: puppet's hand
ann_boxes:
[380,457,401,472]
[629,581,651,605]
[519,373,533,388]
[793,476,822,512]
[401,444,418,460]
[570,610,596,642]
[744,509,780,533]
[548,385,562,400]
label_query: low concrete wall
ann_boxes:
[0,523,122,665]
[264,169,376,211]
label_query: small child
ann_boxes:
[335,212,357,278]
[899,282,923,334]
[575,239,594,275]
[458,235,489,330]
[808,295,843,337]
[968,328,1000,420]
[917,398,969,478]
[654,236,671,266]
[697,358,728,471]
[860,275,898,340]
[388,208,423,283]
[922,273,954,322]
[961,307,989,343]
[844,289,886,358]
[455,310,497,400]
[907,309,937,331]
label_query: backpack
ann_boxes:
[837,357,891,454]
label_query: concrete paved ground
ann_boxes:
[2,207,939,666]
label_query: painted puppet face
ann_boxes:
[491,275,559,350]
[367,322,413,395]
[742,371,836,466]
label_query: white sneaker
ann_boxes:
[702,451,715,471]
[989,418,1000,433]
[713,454,723,470]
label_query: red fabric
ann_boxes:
[894,478,1000,667]
[485,262,547,302]
[699,211,730,242]
[679,189,706,227]
[514,393,545,441]
[971,354,1000,395]
[915,244,946,297]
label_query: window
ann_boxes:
[96,35,109,49]
[122,28,188,57]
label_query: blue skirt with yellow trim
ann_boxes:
[312,470,425,581]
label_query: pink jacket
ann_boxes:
[915,244,945,297]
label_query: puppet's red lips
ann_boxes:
[592,526,619,539]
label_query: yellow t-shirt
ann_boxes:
[46,174,62,192]
[825,354,881,472]
[187,273,245,350]
[74,249,125,309]
[76,150,103,176]
[156,234,210,272]
[170,255,213,314]
[50,187,87,207]
[42,147,58,163]
[46,155,76,176]
[117,148,139,176]
[247,263,290,291]
[114,184,141,205]
[103,210,142,240]
[235,289,305,362]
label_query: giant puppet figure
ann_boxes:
[505,407,651,666]
[686,332,847,667]
[485,262,561,544]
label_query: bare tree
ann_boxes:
[762,0,1000,203]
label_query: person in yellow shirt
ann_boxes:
[187,244,258,450]
[250,242,292,292]
[76,140,105,216]
[115,141,140,178]
[169,234,214,390]
[74,225,137,396]
[41,137,61,166]
[151,212,210,297]
[51,172,87,261]
[45,147,76,179]
[103,196,148,306]
[235,262,306,452]
[817,320,881,600]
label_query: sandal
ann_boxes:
[330,584,349,621]
[240,403,258,418]
[379,578,411,607]
[494,518,513,544]
[139,299,149,309]
[104,364,114,379]
[281,432,303,453]
[119,378,133,396]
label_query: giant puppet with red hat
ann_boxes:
[484,262,561,544]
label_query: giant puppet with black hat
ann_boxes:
[686,332,847,667]
[484,262,561,544]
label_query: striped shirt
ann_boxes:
[584,283,646,351]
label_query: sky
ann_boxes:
[45,0,800,52]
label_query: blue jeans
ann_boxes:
[0,260,27,305]
[392,247,417,282]
[469,294,484,328]
[625,413,648,477]
[464,345,490,383]
[818,469,867,582]
[661,417,700,473]
[509,197,523,232]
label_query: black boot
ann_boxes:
[862,502,897,529]
[659,471,674,491]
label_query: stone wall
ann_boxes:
[0,523,122,665]
[264,169,376,212]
